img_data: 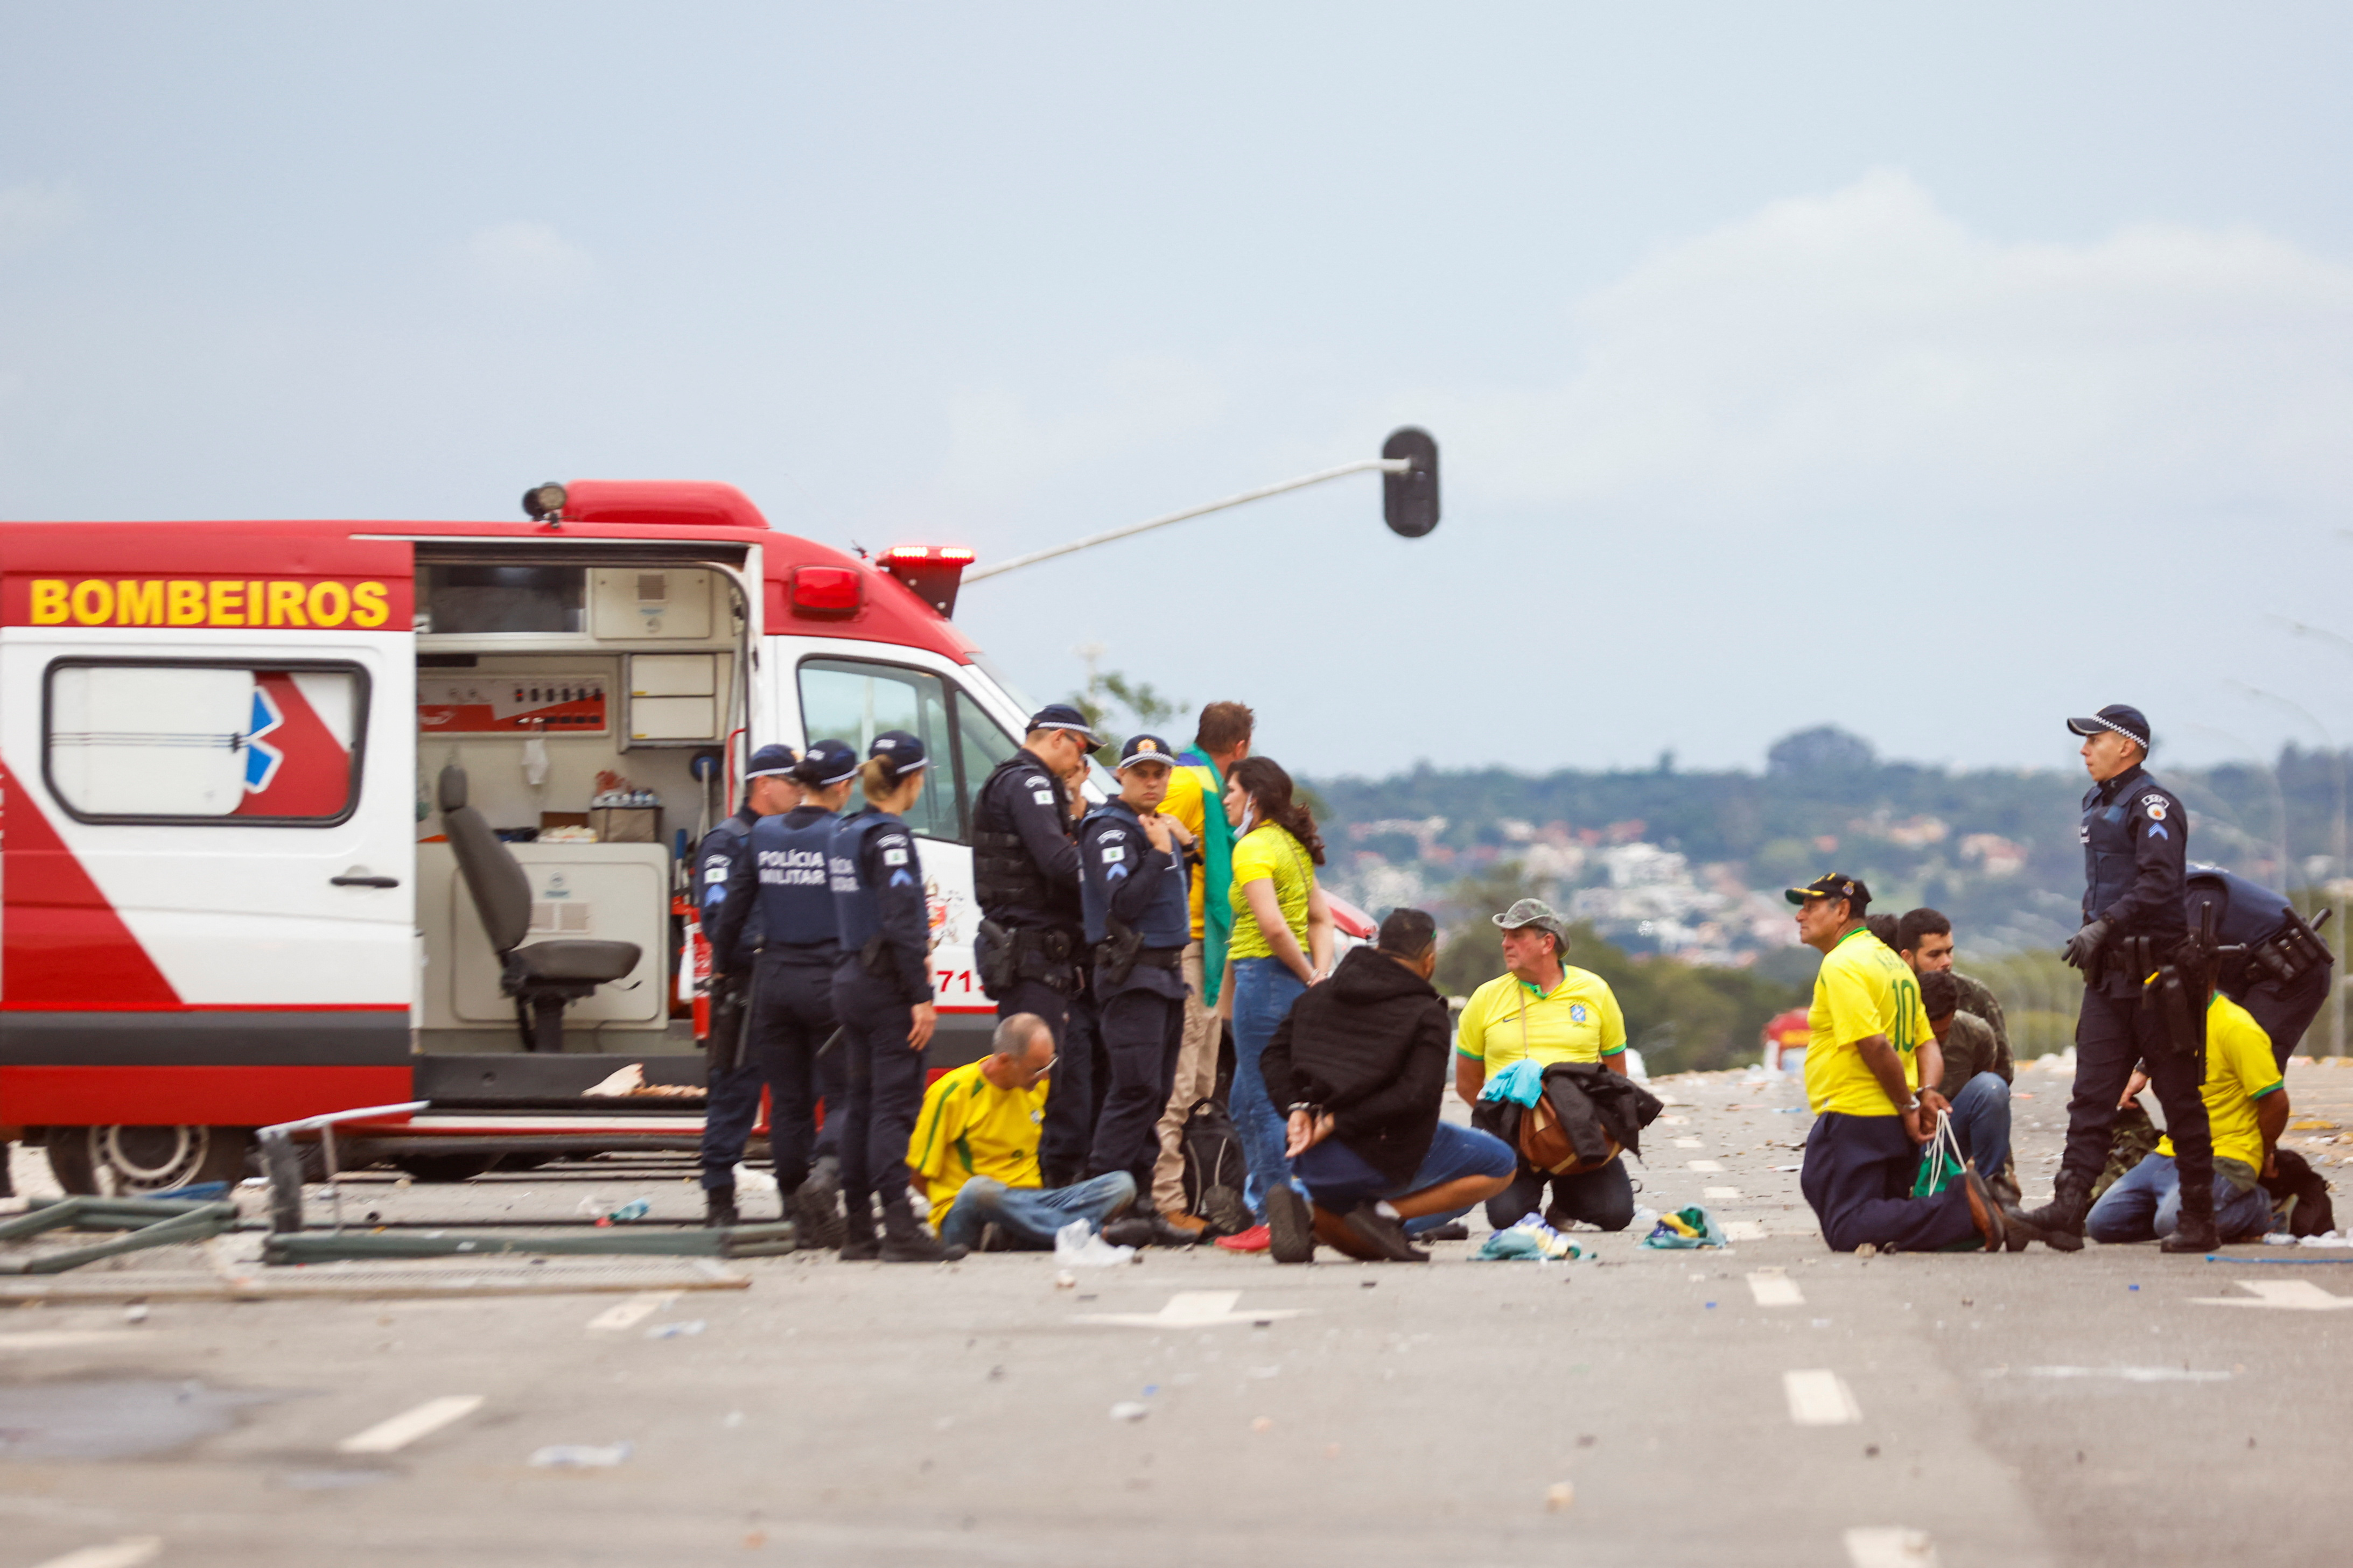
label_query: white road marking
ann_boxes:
[1748,1271,1804,1306]
[28,1542,162,1568]
[1704,1186,1742,1199]
[1075,1291,1308,1328]
[1673,1137,1704,1149]
[1724,1220,1769,1242]
[1845,1525,1939,1566]
[1687,1160,1725,1173]
[2014,1366,2232,1382]
[1783,1369,1861,1425]
[587,1291,680,1331]
[336,1394,486,1454]
[2190,1280,2353,1311]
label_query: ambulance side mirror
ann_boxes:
[1382,427,1439,538]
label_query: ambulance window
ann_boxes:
[949,689,1020,833]
[418,565,584,635]
[798,658,958,842]
[44,660,368,825]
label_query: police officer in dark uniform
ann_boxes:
[828,732,965,1263]
[972,703,1100,1184]
[2008,705,2218,1253]
[1077,734,1203,1248]
[710,738,860,1245]
[2184,864,2335,1071]
[695,744,801,1227]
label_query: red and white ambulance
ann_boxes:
[0,480,1371,1191]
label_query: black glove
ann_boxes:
[2063,919,2111,971]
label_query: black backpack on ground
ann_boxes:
[1179,1095,1249,1235]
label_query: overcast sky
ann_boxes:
[5,5,2350,780]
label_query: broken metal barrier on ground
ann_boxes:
[0,1196,238,1275]
[256,1100,801,1266]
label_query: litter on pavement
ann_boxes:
[1473,1212,1585,1261]
[529,1442,634,1468]
[1642,1206,1727,1248]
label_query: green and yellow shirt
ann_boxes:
[1804,927,1927,1117]
[1455,966,1628,1068]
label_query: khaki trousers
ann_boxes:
[1150,939,1222,1214]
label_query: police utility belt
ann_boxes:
[2246,913,2334,986]
[974,919,1081,994]
[1094,918,1183,988]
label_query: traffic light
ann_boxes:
[1382,426,1440,538]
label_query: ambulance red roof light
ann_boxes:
[879,545,974,619]
[788,564,863,619]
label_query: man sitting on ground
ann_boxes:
[1895,908,2012,1077]
[908,1013,1138,1251]
[1790,874,2011,1253]
[1919,970,2019,1206]
[1256,908,1517,1263]
[2085,975,2289,1246]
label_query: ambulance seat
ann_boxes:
[438,765,642,1052]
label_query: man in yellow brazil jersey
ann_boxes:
[1789,874,2011,1254]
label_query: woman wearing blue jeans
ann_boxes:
[1210,756,1333,1255]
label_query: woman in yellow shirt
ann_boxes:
[1210,756,1333,1255]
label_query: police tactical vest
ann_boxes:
[972,754,1062,917]
[2078,767,2183,938]
[752,808,841,949]
[829,810,905,953]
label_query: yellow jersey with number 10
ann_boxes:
[1804,927,1927,1117]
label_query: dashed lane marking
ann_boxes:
[1687,1160,1725,1173]
[587,1291,680,1331]
[336,1394,486,1454]
[1704,1186,1742,1199]
[1672,1137,1704,1149]
[28,1541,164,1568]
[2191,1279,2353,1311]
[1747,1270,1804,1306]
[0,1331,145,1351]
[1724,1221,1769,1241]
[1074,1291,1309,1328]
[1783,1369,1861,1426]
[1844,1525,1939,1566]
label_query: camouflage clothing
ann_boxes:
[1934,1010,2003,1101]
[1949,971,2012,1081]
[2092,1103,2161,1201]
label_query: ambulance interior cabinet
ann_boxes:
[416,841,671,1042]
[625,652,727,746]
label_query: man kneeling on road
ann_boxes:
[1257,908,1517,1263]
[2085,971,2289,1247]
[908,1014,1139,1251]
[1918,970,2019,1207]
[1790,875,2011,1253]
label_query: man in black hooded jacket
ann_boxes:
[1257,908,1518,1262]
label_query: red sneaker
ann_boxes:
[1214,1224,1272,1254]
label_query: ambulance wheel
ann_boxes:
[394,1152,499,1182]
[46,1124,250,1196]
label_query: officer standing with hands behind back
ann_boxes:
[2007,704,2217,1253]
[973,704,1101,1185]
[694,743,800,1228]
[1079,734,1203,1248]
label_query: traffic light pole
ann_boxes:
[962,455,1411,583]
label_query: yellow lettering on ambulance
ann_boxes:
[207,580,244,625]
[266,580,308,627]
[29,580,69,624]
[167,580,206,625]
[70,580,114,625]
[115,580,164,625]
[351,580,389,628]
[309,580,350,627]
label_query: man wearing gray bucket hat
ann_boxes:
[1452,897,1638,1232]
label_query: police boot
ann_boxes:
[2003,1178,2088,1253]
[2161,1178,2221,1254]
[879,1199,969,1263]
[702,1187,739,1229]
[792,1157,845,1249]
[839,1195,881,1262]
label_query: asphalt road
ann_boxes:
[4,1057,2351,1568]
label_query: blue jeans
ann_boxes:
[1293,1121,1519,1235]
[2085,1154,2274,1243]
[936,1173,1137,1250]
[1945,1072,2012,1181]
[1229,958,1307,1221]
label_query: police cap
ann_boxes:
[796,738,859,787]
[1114,733,1176,773]
[745,743,799,780]
[868,730,928,774]
[1025,704,1101,747]
[2066,704,2152,750]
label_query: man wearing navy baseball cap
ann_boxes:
[2008,704,2216,1253]
[693,743,801,1227]
[970,702,1105,1184]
